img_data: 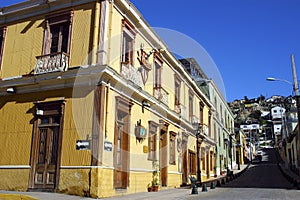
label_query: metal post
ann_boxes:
[291,54,299,96]
[237,145,241,170]
[291,54,300,172]
[230,135,233,169]
[196,129,202,186]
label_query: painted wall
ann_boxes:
[0,3,94,79]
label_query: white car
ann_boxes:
[257,150,263,156]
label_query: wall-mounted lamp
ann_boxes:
[135,119,146,143]
[145,49,155,59]
[6,87,15,93]
[36,109,44,115]
[142,100,151,113]
[142,100,151,108]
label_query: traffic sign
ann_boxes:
[76,140,91,150]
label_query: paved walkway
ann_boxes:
[0,165,248,200]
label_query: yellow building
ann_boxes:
[0,0,216,198]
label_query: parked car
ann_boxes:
[255,150,263,163]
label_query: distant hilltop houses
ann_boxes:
[229,94,298,153]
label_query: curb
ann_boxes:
[200,164,250,189]
[0,194,38,200]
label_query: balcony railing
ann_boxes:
[34,52,69,74]
[154,86,169,106]
[120,63,143,87]
[175,103,188,119]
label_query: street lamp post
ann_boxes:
[236,143,241,170]
[266,54,300,172]
[193,123,204,186]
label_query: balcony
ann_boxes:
[34,52,69,74]
[154,86,169,106]
[120,63,143,87]
[191,115,199,124]
[174,103,188,119]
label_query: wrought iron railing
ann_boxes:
[154,86,169,106]
[34,52,69,74]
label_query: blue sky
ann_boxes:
[2,0,300,102]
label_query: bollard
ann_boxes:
[221,178,225,185]
[210,181,215,189]
[191,185,198,194]
[202,183,208,192]
[189,176,198,194]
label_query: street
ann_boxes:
[1,148,300,200]
[187,148,300,200]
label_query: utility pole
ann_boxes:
[291,54,300,172]
[291,54,299,96]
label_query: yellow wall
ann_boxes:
[0,96,33,165]
[70,3,94,67]
[0,3,94,79]
[0,169,30,191]
[0,88,94,192]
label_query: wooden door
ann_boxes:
[34,126,59,189]
[29,100,64,191]
[113,115,129,188]
[181,136,188,185]
[159,129,168,187]
[206,153,209,178]
[113,97,132,189]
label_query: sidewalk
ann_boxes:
[278,163,300,189]
[0,164,249,200]
[275,147,300,189]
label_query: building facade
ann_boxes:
[0,0,216,198]
[179,58,235,176]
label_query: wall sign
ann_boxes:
[104,141,113,151]
[76,140,90,150]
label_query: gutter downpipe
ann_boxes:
[90,1,101,197]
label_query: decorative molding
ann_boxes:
[0,165,31,169]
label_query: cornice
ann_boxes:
[0,0,96,24]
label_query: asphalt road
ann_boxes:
[187,148,300,200]
[1,148,300,200]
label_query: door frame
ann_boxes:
[113,96,133,189]
[181,133,188,185]
[28,100,65,191]
[159,120,169,187]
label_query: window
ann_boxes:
[220,105,223,123]
[154,55,163,88]
[169,131,177,165]
[34,12,73,74]
[200,102,204,125]
[174,75,181,105]
[148,121,159,161]
[201,148,206,170]
[121,20,135,65]
[208,111,212,137]
[189,90,194,122]
[0,27,6,70]
[210,152,213,170]
[43,11,73,55]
